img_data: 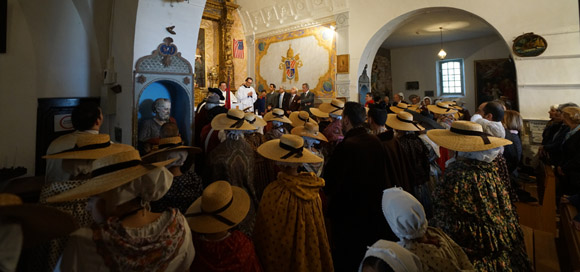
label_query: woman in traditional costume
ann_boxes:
[253,134,333,272]
[428,121,531,271]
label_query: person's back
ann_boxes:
[45,102,102,184]
[254,135,333,272]
[323,102,395,271]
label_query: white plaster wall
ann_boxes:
[350,1,580,121]
[0,0,113,173]
[390,35,510,114]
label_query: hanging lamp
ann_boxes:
[438,27,447,60]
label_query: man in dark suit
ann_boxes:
[275,86,291,112]
[265,83,278,112]
[299,83,315,113]
[287,87,300,114]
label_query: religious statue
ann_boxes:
[138,98,176,154]
[207,66,219,88]
[278,44,303,84]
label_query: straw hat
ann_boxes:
[441,100,463,110]
[211,109,257,130]
[427,102,458,115]
[289,111,318,127]
[185,180,250,234]
[257,134,323,163]
[426,120,512,152]
[291,122,328,142]
[244,112,267,128]
[141,136,201,170]
[208,87,225,100]
[390,103,410,113]
[311,99,345,118]
[43,134,133,159]
[46,149,175,203]
[386,112,424,132]
[263,108,292,124]
[0,193,78,248]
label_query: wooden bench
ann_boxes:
[560,203,580,270]
[516,164,560,271]
[515,164,557,235]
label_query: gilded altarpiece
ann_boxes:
[255,24,336,98]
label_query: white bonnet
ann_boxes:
[105,166,174,207]
[382,187,427,241]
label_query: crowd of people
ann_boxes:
[3,79,580,272]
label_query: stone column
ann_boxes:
[220,1,239,91]
[334,11,350,99]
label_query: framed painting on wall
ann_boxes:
[337,54,349,74]
[474,58,518,111]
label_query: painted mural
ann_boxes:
[255,24,336,98]
[371,49,392,99]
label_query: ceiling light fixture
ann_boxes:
[438,27,447,60]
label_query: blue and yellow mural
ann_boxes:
[255,23,336,98]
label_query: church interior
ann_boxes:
[1,0,580,271]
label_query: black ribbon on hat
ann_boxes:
[247,118,256,124]
[396,115,422,130]
[273,112,285,118]
[91,160,142,178]
[185,196,236,226]
[55,141,111,154]
[395,104,408,110]
[158,142,183,149]
[279,142,304,159]
[330,103,344,114]
[298,114,310,124]
[436,104,453,112]
[227,114,245,128]
[450,127,491,145]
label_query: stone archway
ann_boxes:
[357,7,516,112]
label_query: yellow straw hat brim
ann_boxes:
[43,143,134,159]
[263,111,292,124]
[211,113,257,130]
[141,145,201,161]
[46,159,175,203]
[257,139,323,163]
[291,126,328,142]
[289,112,318,128]
[427,104,458,115]
[185,186,250,234]
[0,203,78,248]
[247,116,267,128]
[427,128,512,152]
[310,108,330,118]
[319,102,344,116]
[386,114,424,132]
[390,105,408,113]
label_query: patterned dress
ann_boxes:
[398,133,433,218]
[400,227,474,272]
[431,157,532,271]
[245,132,277,202]
[58,209,194,271]
[206,138,257,236]
[191,230,262,272]
[150,170,204,214]
[253,172,333,272]
[264,126,288,141]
